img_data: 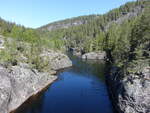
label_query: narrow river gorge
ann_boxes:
[14,55,114,113]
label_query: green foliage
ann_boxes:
[25,43,50,72]
[0,0,149,75]
[129,5,150,61]
[38,0,148,53]
[0,40,19,67]
[0,38,52,72]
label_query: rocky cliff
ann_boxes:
[39,15,98,31]
[0,36,72,113]
[0,55,72,113]
[106,66,150,113]
[0,64,57,113]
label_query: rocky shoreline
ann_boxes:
[82,51,106,60]
[0,51,72,113]
[106,66,150,113]
[10,76,58,113]
[0,35,72,113]
[69,48,106,60]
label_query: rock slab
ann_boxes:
[82,51,106,60]
[0,64,57,113]
[41,50,72,70]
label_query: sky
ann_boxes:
[0,0,136,28]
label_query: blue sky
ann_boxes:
[0,0,135,28]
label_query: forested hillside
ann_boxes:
[0,0,149,113]
[38,0,149,67]
[39,15,99,31]
[0,0,149,71]
[38,0,148,53]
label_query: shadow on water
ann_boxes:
[14,54,114,113]
[69,55,106,81]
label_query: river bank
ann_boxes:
[106,65,150,113]
[0,55,72,113]
[11,55,114,113]
[0,35,72,113]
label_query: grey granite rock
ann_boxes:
[82,51,106,60]
[41,50,72,70]
[0,50,72,113]
[0,67,11,113]
[73,50,82,57]
[0,64,57,113]
[107,66,150,113]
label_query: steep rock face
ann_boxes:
[40,19,87,31]
[107,66,150,113]
[104,5,143,31]
[0,49,72,113]
[82,51,106,60]
[0,50,72,113]
[45,20,84,31]
[0,64,57,113]
[41,50,72,70]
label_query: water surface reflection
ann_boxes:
[15,56,113,113]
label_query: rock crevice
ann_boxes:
[106,66,150,113]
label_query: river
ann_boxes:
[15,55,114,113]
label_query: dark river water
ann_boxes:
[15,55,114,113]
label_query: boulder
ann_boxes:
[73,50,82,57]
[107,66,150,113]
[0,64,57,113]
[41,50,72,70]
[82,51,106,60]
